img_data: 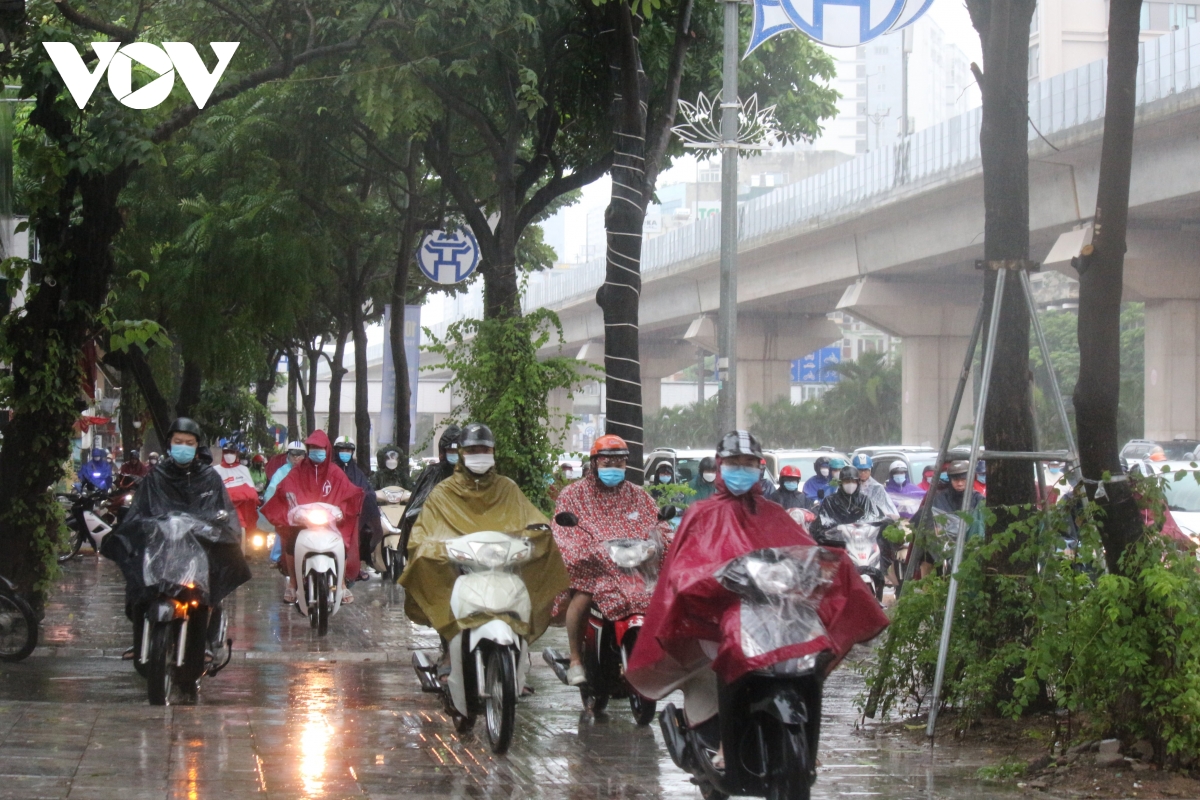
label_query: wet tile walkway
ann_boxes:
[0,550,1025,798]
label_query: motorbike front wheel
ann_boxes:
[315,574,331,637]
[622,635,655,726]
[56,527,84,563]
[580,684,609,713]
[146,622,175,706]
[483,646,517,754]
[764,717,811,800]
[0,588,37,662]
[386,548,403,581]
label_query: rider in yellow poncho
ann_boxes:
[399,423,569,642]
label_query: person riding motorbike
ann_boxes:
[919,464,935,491]
[398,422,568,657]
[809,465,890,542]
[775,465,809,511]
[850,454,899,521]
[803,456,834,505]
[909,460,985,577]
[261,431,365,605]
[973,459,988,497]
[100,418,251,667]
[146,452,160,469]
[120,449,150,478]
[885,462,927,519]
[79,447,114,493]
[551,434,672,686]
[214,438,260,540]
[372,445,409,490]
[688,456,719,503]
[249,454,267,490]
[332,436,382,580]
[393,425,461,576]
[261,442,305,505]
[648,462,676,500]
[626,431,888,731]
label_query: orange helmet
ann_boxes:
[590,434,629,458]
[780,465,802,479]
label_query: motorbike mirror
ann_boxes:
[657,505,677,522]
[553,512,579,527]
[215,510,228,521]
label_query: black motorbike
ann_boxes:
[658,545,837,800]
[57,475,139,562]
[135,512,233,705]
[0,574,37,662]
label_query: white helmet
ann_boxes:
[286,440,305,454]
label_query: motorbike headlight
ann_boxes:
[384,491,401,504]
[306,509,329,527]
[746,559,798,597]
[474,542,510,569]
[121,493,133,507]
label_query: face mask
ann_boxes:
[223,453,237,465]
[819,468,830,478]
[597,467,625,487]
[308,449,326,464]
[977,475,986,484]
[170,444,196,465]
[842,482,859,495]
[720,465,760,496]
[447,453,459,465]
[463,453,494,474]
[702,471,716,483]
[385,458,399,470]
[337,450,353,464]
[893,471,907,481]
[783,481,799,492]
[657,474,672,484]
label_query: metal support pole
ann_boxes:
[716,0,739,434]
[926,268,1008,739]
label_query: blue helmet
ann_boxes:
[851,453,873,470]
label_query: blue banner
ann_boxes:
[792,346,842,384]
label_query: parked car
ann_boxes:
[766,447,847,483]
[852,446,939,485]
[1122,438,1200,475]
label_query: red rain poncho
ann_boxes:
[213,458,259,532]
[626,478,889,699]
[261,431,365,575]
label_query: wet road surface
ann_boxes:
[0,550,1023,799]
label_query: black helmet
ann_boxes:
[459,422,495,449]
[813,456,831,471]
[946,460,972,477]
[699,456,716,472]
[439,424,462,452]
[838,465,858,483]
[716,430,764,460]
[166,417,204,444]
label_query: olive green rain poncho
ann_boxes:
[399,466,568,642]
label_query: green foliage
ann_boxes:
[976,758,1026,782]
[423,309,597,512]
[190,384,273,449]
[644,396,720,452]
[863,476,1200,765]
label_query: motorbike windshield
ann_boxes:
[713,546,840,660]
[605,536,662,593]
[142,513,215,602]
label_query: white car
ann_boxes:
[1151,460,1200,544]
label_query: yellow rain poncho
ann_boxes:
[399,467,569,642]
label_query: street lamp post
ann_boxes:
[717,0,739,434]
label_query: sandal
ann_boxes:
[340,589,354,605]
[122,646,136,661]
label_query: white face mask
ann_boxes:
[842,482,859,495]
[463,453,495,474]
[223,453,237,465]
[385,457,399,470]
[702,472,716,483]
[819,467,830,478]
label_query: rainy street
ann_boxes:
[0,551,1021,800]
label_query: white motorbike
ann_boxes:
[287,502,346,636]
[828,522,885,601]
[412,529,536,754]
[375,485,410,581]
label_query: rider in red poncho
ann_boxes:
[213,440,260,537]
[627,430,889,727]
[261,430,365,604]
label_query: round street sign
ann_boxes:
[418,227,481,285]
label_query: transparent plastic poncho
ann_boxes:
[141,512,224,602]
[605,533,664,594]
[713,545,840,660]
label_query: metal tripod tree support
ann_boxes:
[918,260,1082,739]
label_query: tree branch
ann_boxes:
[645,0,695,196]
[424,126,502,269]
[516,151,614,234]
[52,0,137,42]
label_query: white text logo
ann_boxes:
[42,42,240,110]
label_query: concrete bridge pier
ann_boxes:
[735,315,842,429]
[838,278,980,447]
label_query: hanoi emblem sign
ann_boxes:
[418,228,481,285]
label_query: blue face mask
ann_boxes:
[337,450,352,464]
[447,453,459,465]
[308,449,326,464]
[782,481,799,492]
[976,474,986,484]
[721,465,760,496]
[170,444,196,465]
[597,467,625,487]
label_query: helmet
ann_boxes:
[333,435,355,450]
[166,417,204,444]
[851,453,873,470]
[889,462,908,474]
[828,457,847,470]
[780,465,802,479]
[716,430,764,460]
[813,456,831,472]
[838,465,858,482]
[459,422,495,449]
[976,460,987,474]
[286,440,305,454]
[699,456,716,472]
[439,424,462,452]
[252,454,266,465]
[590,434,629,458]
[946,460,971,477]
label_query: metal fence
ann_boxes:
[434,22,1200,336]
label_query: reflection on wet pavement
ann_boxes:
[0,553,1022,798]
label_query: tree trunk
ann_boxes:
[327,324,349,441]
[1073,0,1146,574]
[969,0,1039,541]
[303,345,319,435]
[118,366,139,454]
[352,299,372,470]
[175,356,203,419]
[287,349,301,441]
[598,0,650,483]
[391,239,414,476]
[253,349,281,445]
[107,347,173,443]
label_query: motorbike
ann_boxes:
[375,485,410,580]
[137,511,234,705]
[819,522,885,601]
[411,526,542,754]
[57,475,139,562]
[543,509,670,725]
[659,544,838,800]
[0,574,37,662]
[288,502,346,636]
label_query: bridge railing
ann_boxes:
[441,22,1200,331]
